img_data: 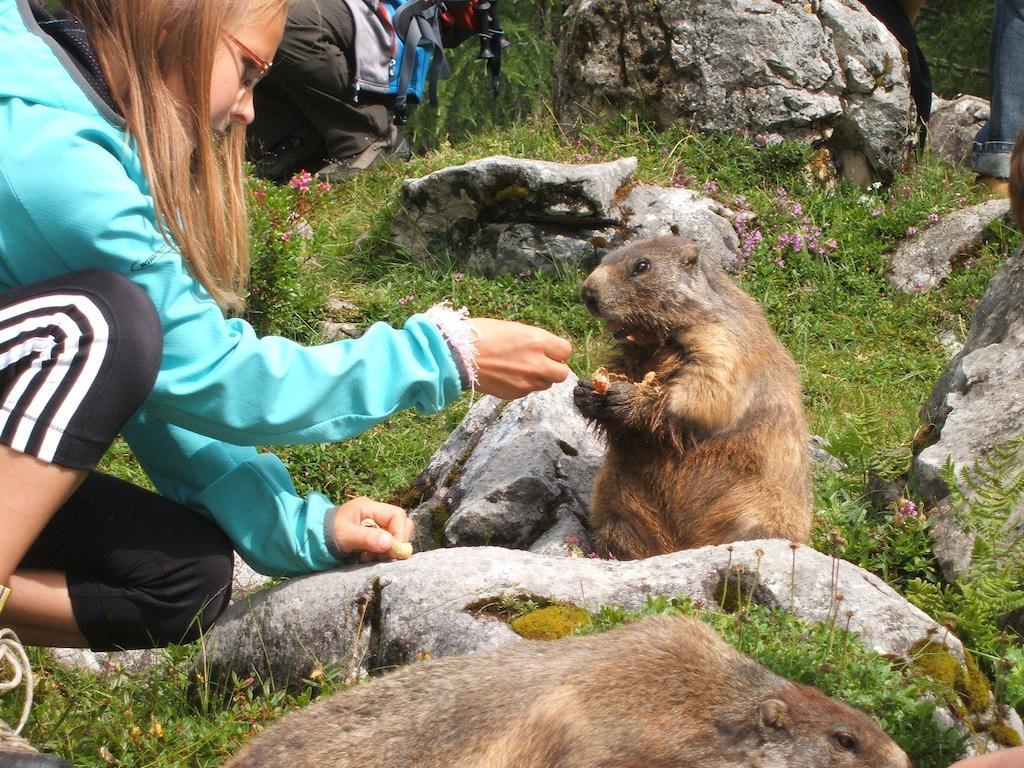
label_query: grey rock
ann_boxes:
[886,199,1013,293]
[925,497,975,584]
[203,539,963,689]
[465,222,617,277]
[554,0,916,185]
[809,434,846,473]
[617,185,742,270]
[528,504,594,557]
[389,155,744,276]
[440,375,604,548]
[319,320,362,341]
[928,95,989,169]
[391,155,638,265]
[912,245,1024,578]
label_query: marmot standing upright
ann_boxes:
[225,615,911,768]
[575,235,812,558]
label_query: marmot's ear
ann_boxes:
[679,242,699,266]
[758,698,791,736]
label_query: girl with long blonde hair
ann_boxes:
[0,1,570,758]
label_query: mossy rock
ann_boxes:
[510,605,590,640]
[912,640,962,689]
[430,500,451,550]
[991,724,1024,747]
[959,652,992,714]
[910,640,993,715]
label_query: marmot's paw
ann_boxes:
[574,379,632,421]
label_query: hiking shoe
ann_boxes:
[0,631,69,768]
[316,126,412,183]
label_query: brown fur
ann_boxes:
[574,235,813,558]
[224,615,911,768]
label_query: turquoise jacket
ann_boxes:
[0,0,464,575]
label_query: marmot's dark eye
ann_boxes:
[632,259,651,276]
[831,732,858,751]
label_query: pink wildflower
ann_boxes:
[289,170,313,191]
[279,231,292,243]
[871,207,884,217]
[703,179,720,194]
[927,212,940,223]
[906,225,918,236]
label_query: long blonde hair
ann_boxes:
[64,0,289,312]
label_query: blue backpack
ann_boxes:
[344,0,508,125]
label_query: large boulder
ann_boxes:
[403,375,604,554]
[203,540,963,687]
[553,0,917,186]
[911,245,1024,582]
[390,156,741,275]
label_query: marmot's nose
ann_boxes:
[580,284,600,315]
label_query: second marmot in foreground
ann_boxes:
[224,615,910,768]
[575,235,813,558]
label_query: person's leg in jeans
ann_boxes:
[970,0,1024,181]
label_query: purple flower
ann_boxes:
[927,213,940,223]
[778,232,803,252]
[871,207,884,217]
[906,225,918,236]
[453,272,464,281]
[279,231,292,243]
[775,257,786,268]
[893,498,919,527]
[703,180,720,194]
[398,293,415,306]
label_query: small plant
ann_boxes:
[245,172,333,340]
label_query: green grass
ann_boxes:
[918,0,994,99]
[5,4,1022,765]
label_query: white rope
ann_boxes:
[0,627,33,735]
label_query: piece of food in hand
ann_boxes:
[360,518,414,560]
[591,366,628,395]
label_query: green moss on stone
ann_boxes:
[430,501,451,550]
[911,640,962,689]
[509,605,590,640]
[991,724,1023,747]
[959,652,992,714]
[910,640,993,715]
[492,185,531,205]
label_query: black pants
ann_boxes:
[1,270,233,651]
[248,0,392,181]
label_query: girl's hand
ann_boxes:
[469,318,572,400]
[333,497,413,563]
